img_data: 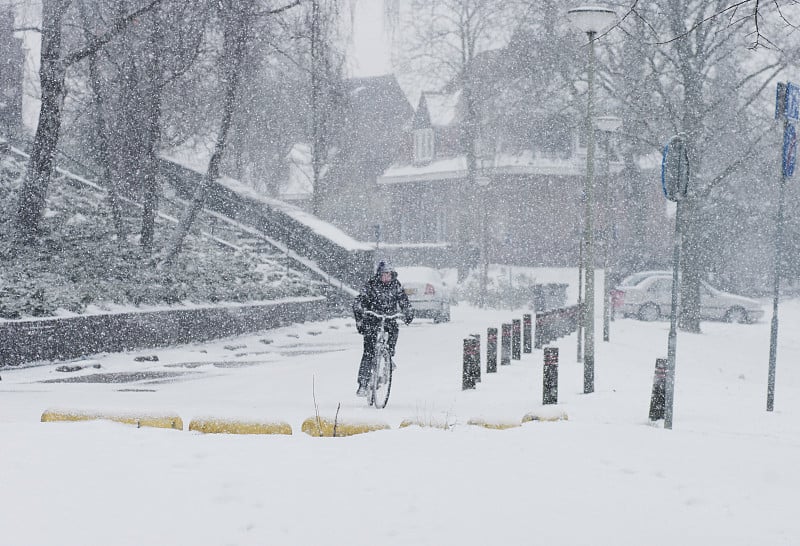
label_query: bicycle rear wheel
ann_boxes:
[368,343,393,409]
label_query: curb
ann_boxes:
[399,419,452,430]
[41,409,183,430]
[188,418,292,435]
[522,411,569,423]
[467,418,521,430]
[301,416,389,437]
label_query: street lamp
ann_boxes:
[476,151,492,308]
[595,115,622,343]
[567,4,617,394]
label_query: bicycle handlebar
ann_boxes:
[363,310,406,321]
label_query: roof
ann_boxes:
[378,150,633,185]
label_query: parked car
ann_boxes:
[613,274,764,323]
[395,266,451,323]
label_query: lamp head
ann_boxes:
[567,5,617,35]
[595,115,622,132]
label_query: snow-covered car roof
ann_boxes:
[395,266,445,285]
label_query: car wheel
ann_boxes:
[725,306,748,324]
[638,303,660,321]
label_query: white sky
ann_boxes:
[347,0,392,77]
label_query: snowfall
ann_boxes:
[3,270,800,546]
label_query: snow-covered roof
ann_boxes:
[379,148,653,185]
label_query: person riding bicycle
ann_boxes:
[353,260,414,396]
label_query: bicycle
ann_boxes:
[362,310,405,409]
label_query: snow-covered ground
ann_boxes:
[3,281,800,545]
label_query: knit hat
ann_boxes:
[376,260,394,275]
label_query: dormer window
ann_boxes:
[414,128,434,164]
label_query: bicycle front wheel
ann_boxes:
[368,344,393,409]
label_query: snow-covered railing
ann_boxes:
[158,158,374,293]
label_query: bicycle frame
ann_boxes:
[362,310,404,408]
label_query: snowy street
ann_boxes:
[4,297,800,545]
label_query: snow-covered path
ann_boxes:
[3,299,800,545]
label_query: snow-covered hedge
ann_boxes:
[0,154,323,319]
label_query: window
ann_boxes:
[414,128,434,164]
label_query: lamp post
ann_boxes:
[567,5,617,394]
[595,115,622,343]
[477,153,492,308]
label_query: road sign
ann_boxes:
[783,122,796,178]
[786,83,800,121]
[661,135,690,202]
[776,82,800,121]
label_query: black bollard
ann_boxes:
[523,314,532,353]
[487,328,498,373]
[648,358,668,421]
[534,313,543,349]
[501,324,512,366]
[543,347,559,404]
[462,338,480,390]
[470,334,481,383]
[512,319,521,360]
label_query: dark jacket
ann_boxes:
[353,273,413,329]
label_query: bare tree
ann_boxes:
[14,0,163,244]
[612,0,789,331]
[162,0,300,265]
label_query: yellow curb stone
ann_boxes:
[41,409,183,430]
[301,416,389,437]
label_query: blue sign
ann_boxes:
[783,123,797,178]
[787,83,800,121]
[776,82,800,121]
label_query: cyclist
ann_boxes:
[353,260,414,396]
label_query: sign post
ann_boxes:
[767,82,798,411]
[660,134,690,429]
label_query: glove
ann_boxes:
[356,319,364,334]
[404,313,413,325]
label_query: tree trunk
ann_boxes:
[15,0,70,243]
[140,10,164,255]
[80,0,126,242]
[162,5,247,264]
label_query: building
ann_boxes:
[279,74,413,241]
[377,75,666,270]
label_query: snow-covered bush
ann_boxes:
[0,153,323,319]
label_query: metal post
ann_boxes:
[501,323,512,366]
[487,328,498,373]
[583,31,598,394]
[664,202,683,429]
[577,239,583,363]
[543,347,559,405]
[602,139,611,342]
[471,334,481,383]
[523,314,532,353]
[479,186,489,308]
[462,338,479,390]
[512,319,521,360]
[768,121,790,412]
[649,358,668,421]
